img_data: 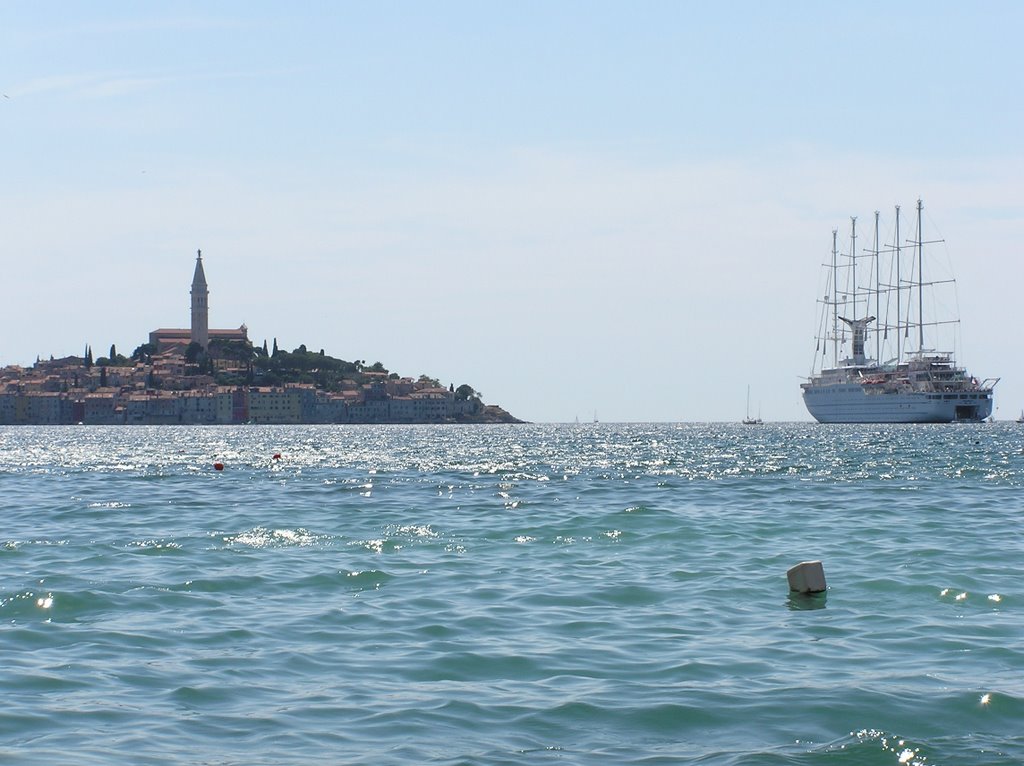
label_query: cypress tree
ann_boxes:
[109,344,117,361]
[272,338,279,357]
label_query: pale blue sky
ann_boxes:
[3,2,1023,421]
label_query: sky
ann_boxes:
[3,2,1023,422]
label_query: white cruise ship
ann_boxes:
[801,200,997,423]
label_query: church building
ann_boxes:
[149,250,249,353]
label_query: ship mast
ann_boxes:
[916,198,925,351]
[895,204,903,363]
[850,216,858,331]
[873,210,881,364]
[831,228,839,366]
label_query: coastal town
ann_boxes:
[0,252,520,425]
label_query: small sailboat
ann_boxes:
[743,386,762,425]
[1016,410,1024,424]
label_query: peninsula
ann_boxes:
[0,252,522,425]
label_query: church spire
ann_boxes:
[192,248,208,289]
[190,249,209,349]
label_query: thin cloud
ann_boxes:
[7,73,100,98]
[8,68,298,101]
[10,15,249,48]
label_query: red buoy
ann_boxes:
[213,462,224,471]
[272,453,282,460]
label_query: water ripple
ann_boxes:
[2,423,1023,764]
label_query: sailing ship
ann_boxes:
[743,386,762,425]
[801,200,997,423]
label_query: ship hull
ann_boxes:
[803,383,992,424]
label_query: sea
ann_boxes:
[2,423,1022,765]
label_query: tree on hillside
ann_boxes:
[109,344,117,361]
[454,384,480,401]
[131,343,157,364]
[209,338,253,364]
[185,342,203,364]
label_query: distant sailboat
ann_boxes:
[1017,410,1024,424]
[743,386,763,425]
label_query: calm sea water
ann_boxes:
[2,423,1023,765]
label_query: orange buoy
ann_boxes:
[213,462,224,471]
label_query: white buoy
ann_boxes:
[787,560,826,593]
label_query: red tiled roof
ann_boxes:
[150,327,248,338]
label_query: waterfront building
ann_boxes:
[83,391,119,425]
[0,393,16,423]
[180,391,218,424]
[248,387,302,424]
[25,392,69,424]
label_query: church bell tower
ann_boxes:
[190,249,209,349]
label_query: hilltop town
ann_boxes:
[0,252,522,425]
